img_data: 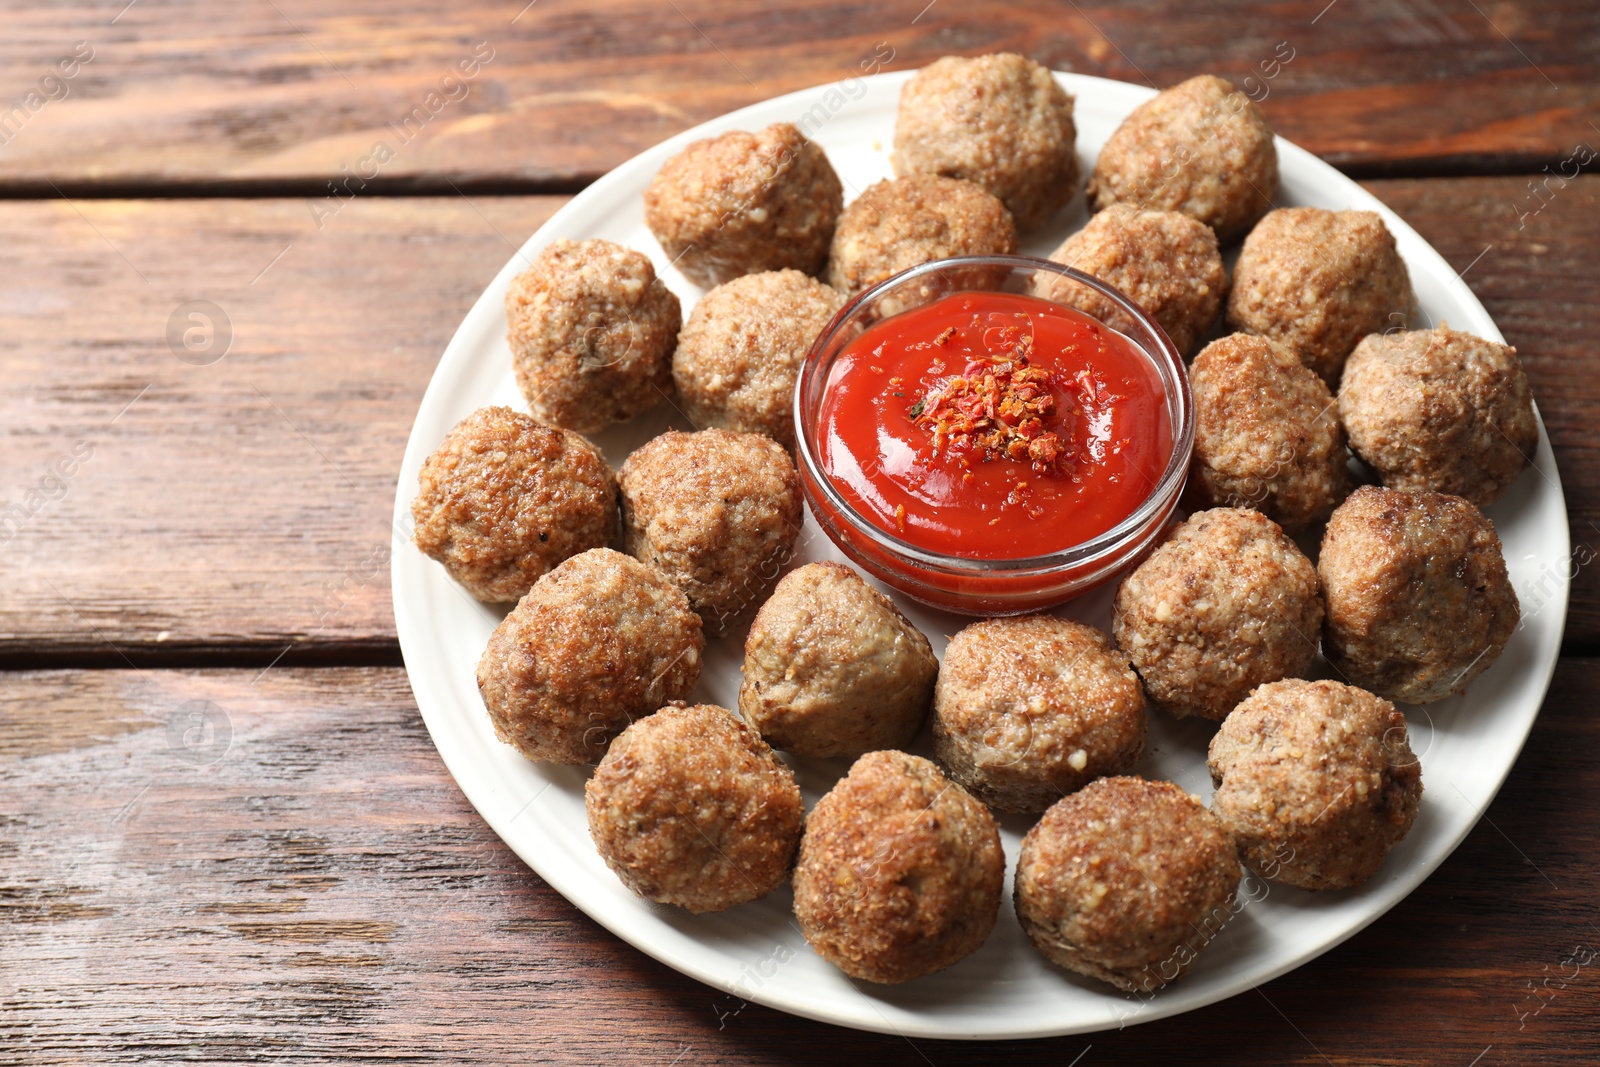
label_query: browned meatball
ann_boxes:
[892,54,1079,231]
[1209,679,1423,890]
[1031,203,1227,358]
[1087,74,1277,244]
[1227,207,1415,385]
[619,429,802,636]
[644,123,843,289]
[585,703,805,913]
[932,616,1147,814]
[411,406,619,602]
[1319,487,1518,703]
[826,175,1018,295]
[476,548,704,764]
[1187,334,1351,531]
[1014,776,1241,993]
[739,562,937,758]
[793,751,1004,984]
[672,270,845,448]
[1339,327,1538,508]
[505,238,681,433]
[1113,508,1323,720]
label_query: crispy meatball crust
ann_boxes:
[1031,203,1227,358]
[892,53,1079,231]
[793,751,1004,984]
[1339,327,1537,508]
[1209,679,1422,890]
[1227,207,1415,385]
[1014,776,1242,993]
[585,703,805,913]
[619,429,802,636]
[644,122,843,289]
[1319,487,1519,703]
[826,175,1018,295]
[672,270,845,448]
[932,616,1147,814]
[1086,74,1277,244]
[505,238,681,434]
[411,406,619,602]
[1113,508,1323,720]
[1188,334,1351,531]
[476,548,704,764]
[739,562,937,758]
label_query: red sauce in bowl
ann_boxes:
[818,291,1172,560]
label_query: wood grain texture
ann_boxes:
[0,0,1595,192]
[0,195,563,666]
[2,177,1597,661]
[1,662,1596,1063]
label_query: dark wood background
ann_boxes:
[2,1,1597,1062]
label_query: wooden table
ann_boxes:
[3,2,1597,1062]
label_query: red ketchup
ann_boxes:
[818,291,1171,560]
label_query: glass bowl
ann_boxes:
[792,254,1194,616]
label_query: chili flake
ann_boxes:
[908,351,1070,475]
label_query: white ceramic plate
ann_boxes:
[391,70,1569,1039]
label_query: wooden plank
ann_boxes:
[1,662,1596,1062]
[1,177,1596,660]
[0,195,565,665]
[0,0,1594,191]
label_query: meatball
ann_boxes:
[505,238,681,434]
[1113,508,1323,720]
[1087,74,1277,244]
[585,703,805,913]
[826,175,1018,295]
[739,562,937,758]
[793,751,1004,984]
[672,270,845,447]
[476,548,704,764]
[411,406,619,602]
[1031,203,1227,358]
[932,616,1147,814]
[1014,776,1241,993]
[644,122,843,289]
[1209,679,1423,890]
[1339,327,1538,508]
[619,429,802,636]
[892,53,1079,231]
[1227,207,1415,385]
[1319,486,1519,703]
[1187,334,1351,531]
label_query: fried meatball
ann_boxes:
[826,175,1018,295]
[1187,334,1351,531]
[1113,508,1323,720]
[793,751,1004,984]
[1339,327,1538,508]
[739,562,937,758]
[476,548,704,764]
[1031,203,1226,358]
[505,238,681,434]
[1087,74,1277,244]
[1319,487,1518,703]
[1227,207,1415,385]
[619,429,802,636]
[1209,679,1422,890]
[586,703,805,913]
[892,53,1079,231]
[1014,776,1241,993]
[672,270,845,447]
[644,122,843,289]
[932,616,1147,814]
[411,406,619,602]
